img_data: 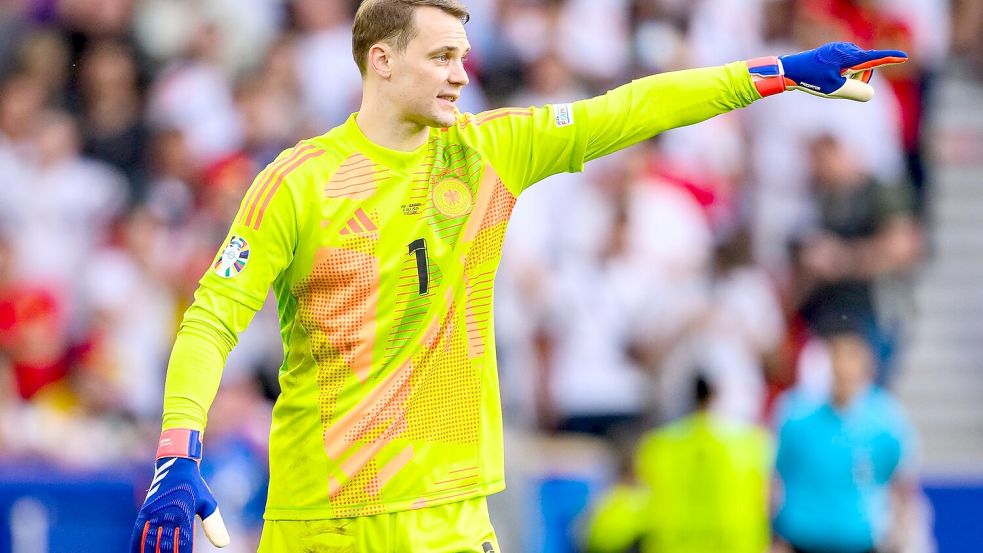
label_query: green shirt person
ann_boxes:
[586,374,772,553]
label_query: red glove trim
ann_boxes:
[156,429,203,460]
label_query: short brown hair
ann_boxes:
[353,0,470,76]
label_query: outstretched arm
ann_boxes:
[480,42,907,193]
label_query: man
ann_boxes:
[795,133,922,384]
[584,374,772,553]
[772,319,918,553]
[131,1,908,551]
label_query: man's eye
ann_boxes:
[436,54,448,62]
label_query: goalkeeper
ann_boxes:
[130,0,907,551]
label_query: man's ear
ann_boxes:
[367,43,394,79]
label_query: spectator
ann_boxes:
[772,318,920,553]
[144,15,243,167]
[290,0,363,132]
[584,373,772,553]
[82,206,178,420]
[0,232,71,401]
[77,39,149,202]
[793,134,922,383]
[536,159,656,440]
[747,4,906,273]
[233,38,305,165]
[2,109,127,320]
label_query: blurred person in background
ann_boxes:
[144,7,244,168]
[82,206,178,421]
[0,231,72,402]
[0,109,127,326]
[144,126,198,227]
[0,227,146,470]
[289,0,364,132]
[553,0,631,88]
[534,149,662,442]
[951,0,983,78]
[792,133,922,385]
[584,372,772,553]
[746,0,907,274]
[0,71,46,154]
[10,28,72,108]
[665,227,785,424]
[772,318,922,553]
[233,37,306,165]
[795,0,950,221]
[76,39,150,203]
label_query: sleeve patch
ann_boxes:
[552,103,574,127]
[213,236,250,278]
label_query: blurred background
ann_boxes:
[0,0,981,551]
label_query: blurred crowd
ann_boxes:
[0,0,980,551]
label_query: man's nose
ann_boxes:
[450,60,469,86]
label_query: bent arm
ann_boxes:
[162,288,259,430]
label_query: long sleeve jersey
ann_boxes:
[162,61,761,519]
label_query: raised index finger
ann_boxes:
[848,49,909,70]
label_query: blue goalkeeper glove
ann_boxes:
[748,41,908,101]
[131,429,230,552]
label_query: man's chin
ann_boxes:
[428,108,458,128]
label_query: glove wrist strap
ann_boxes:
[156,428,203,460]
[747,56,788,97]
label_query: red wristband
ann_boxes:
[156,429,203,460]
[747,56,788,97]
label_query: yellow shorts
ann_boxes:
[257,496,500,552]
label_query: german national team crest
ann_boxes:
[432,178,473,218]
[213,236,249,278]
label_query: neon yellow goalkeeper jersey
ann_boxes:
[161,62,761,520]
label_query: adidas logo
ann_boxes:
[339,208,377,235]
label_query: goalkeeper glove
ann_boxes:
[131,429,230,552]
[748,41,908,102]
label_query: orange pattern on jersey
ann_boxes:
[294,245,379,393]
[465,271,494,359]
[324,358,414,515]
[239,148,296,226]
[339,207,378,235]
[405,294,481,445]
[326,153,389,199]
[329,459,387,517]
[377,445,414,490]
[416,463,481,505]
[322,359,412,461]
[476,108,534,125]
[407,137,439,202]
[463,170,518,357]
[241,143,325,229]
[454,108,533,129]
[461,167,516,244]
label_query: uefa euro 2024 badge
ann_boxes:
[214,236,249,278]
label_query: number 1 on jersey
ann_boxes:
[408,238,429,295]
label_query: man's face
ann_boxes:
[828,333,873,405]
[389,6,470,128]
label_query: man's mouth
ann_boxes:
[438,94,458,104]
